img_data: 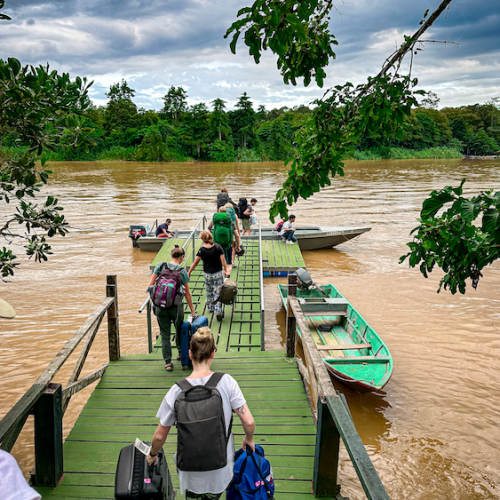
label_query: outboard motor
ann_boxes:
[296,268,314,290]
[129,223,149,248]
[295,268,327,296]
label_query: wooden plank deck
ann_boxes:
[35,350,324,500]
[262,239,305,274]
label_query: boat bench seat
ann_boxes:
[324,356,390,364]
[316,343,371,351]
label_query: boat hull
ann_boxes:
[278,283,393,392]
[135,226,371,251]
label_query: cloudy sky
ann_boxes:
[1,0,499,111]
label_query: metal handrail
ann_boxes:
[258,217,265,350]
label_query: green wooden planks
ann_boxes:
[35,351,325,499]
[262,240,305,272]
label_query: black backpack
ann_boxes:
[238,198,249,219]
[217,192,230,209]
[174,373,232,472]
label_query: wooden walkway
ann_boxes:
[35,232,327,499]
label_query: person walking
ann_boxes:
[224,202,241,265]
[147,327,256,500]
[239,198,257,236]
[188,230,228,322]
[148,246,196,371]
[280,214,297,244]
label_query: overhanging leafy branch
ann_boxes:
[400,180,500,294]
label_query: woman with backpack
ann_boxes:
[147,327,256,500]
[148,246,196,372]
[188,230,228,322]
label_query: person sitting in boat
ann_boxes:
[156,218,173,238]
[281,215,297,245]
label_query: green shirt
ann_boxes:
[153,262,189,285]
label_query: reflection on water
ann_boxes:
[1,159,500,498]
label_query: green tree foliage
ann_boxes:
[231,92,257,149]
[104,80,140,138]
[225,0,456,220]
[209,99,232,141]
[400,180,500,294]
[225,0,338,86]
[0,54,93,278]
[163,86,188,122]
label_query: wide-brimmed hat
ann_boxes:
[0,298,16,319]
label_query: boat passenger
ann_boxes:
[148,246,196,371]
[147,327,256,500]
[156,218,173,238]
[188,230,228,322]
[281,215,297,244]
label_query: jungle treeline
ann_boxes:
[4,82,500,162]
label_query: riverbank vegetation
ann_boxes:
[2,81,498,164]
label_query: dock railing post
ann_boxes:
[286,274,297,357]
[313,397,340,497]
[106,275,120,361]
[33,383,63,487]
[147,299,153,354]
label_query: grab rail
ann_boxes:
[258,217,265,350]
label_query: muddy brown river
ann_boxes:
[1,159,500,499]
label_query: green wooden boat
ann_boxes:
[278,283,393,392]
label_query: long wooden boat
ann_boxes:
[132,225,371,251]
[278,283,393,392]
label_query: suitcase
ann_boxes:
[180,315,209,369]
[115,443,173,500]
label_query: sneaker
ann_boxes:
[286,241,294,245]
[216,313,223,322]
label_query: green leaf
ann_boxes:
[482,208,500,234]
[421,191,455,219]
[460,199,479,222]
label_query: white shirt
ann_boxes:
[0,450,41,500]
[280,220,293,236]
[156,373,246,495]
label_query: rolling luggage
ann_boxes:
[180,315,209,369]
[115,443,173,500]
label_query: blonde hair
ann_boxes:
[190,327,215,362]
[200,230,213,243]
[224,203,233,209]
[219,206,227,213]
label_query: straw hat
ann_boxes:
[0,298,16,319]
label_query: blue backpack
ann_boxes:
[226,445,275,500]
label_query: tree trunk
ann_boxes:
[243,133,247,149]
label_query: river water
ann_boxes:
[1,159,500,499]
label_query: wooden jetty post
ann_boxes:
[33,383,63,487]
[286,273,297,357]
[106,274,120,361]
